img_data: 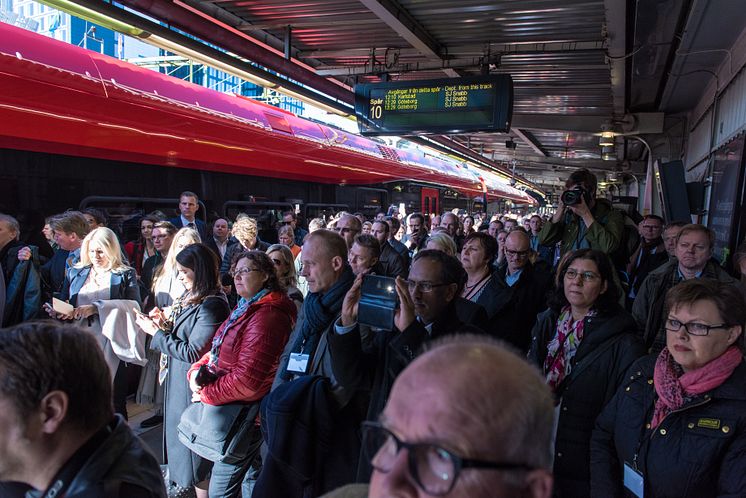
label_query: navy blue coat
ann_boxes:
[528,305,645,498]
[591,355,746,498]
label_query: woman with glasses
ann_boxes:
[591,279,746,498]
[528,248,644,498]
[266,243,303,311]
[187,250,296,498]
[135,243,230,498]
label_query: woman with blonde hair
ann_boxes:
[153,227,201,308]
[424,231,458,257]
[277,224,301,260]
[45,226,141,418]
[267,243,303,310]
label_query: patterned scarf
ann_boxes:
[208,288,269,366]
[651,345,742,428]
[158,291,192,384]
[543,306,596,392]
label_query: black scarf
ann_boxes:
[279,265,354,380]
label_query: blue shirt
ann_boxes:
[505,268,523,287]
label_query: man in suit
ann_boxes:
[329,249,488,465]
[204,218,236,261]
[168,191,208,240]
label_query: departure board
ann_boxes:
[354,75,513,136]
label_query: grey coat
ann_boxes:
[149,294,230,488]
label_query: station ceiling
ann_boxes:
[78,0,742,196]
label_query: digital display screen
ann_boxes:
[354,75,513,136]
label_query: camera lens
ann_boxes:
[561,190,581,206]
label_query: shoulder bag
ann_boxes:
[177,400,260,464]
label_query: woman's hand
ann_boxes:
[73,304,97,320]
[136,313,160,336]
[43,302,73,321]
[148,307,168,329]
[188,370,202,394]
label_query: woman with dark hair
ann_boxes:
[187,250,296,497]
[591,279,746,498]
[125,215,158,276]
[462,214,475,236]
[528,249,644,498]
[135,243,230,498]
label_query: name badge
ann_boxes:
[623,462,644,498]
[287,353,310,374]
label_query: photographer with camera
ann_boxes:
[539,169,624,262]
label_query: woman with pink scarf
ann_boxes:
[591,279,746,498]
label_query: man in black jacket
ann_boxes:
[168,190,208,240]
[370,220,406,278]
[0,322,165,498]
[328,250,488,479]
[482,230,552,352]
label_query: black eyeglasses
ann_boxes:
[665,318,731,336]
[362,422,534,496]
[405,280,449,293]
[505,249,529,258]
[231,267,260,278]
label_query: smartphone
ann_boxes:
[358,275,398,331]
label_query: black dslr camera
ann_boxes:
[561,187,590,206]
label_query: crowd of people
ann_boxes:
[0,172,745,498]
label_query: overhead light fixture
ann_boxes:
[601,145,616,161]
[599,131,615,147]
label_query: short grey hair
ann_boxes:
[0,214,20,239]
[421,335,554,471]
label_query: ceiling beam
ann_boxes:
[316,62,610,76]
[603,0,627,117]
[512,129,548,157]
[358,0,443,59]
[357,0,459,78]
[511,114,608,133]
[300,41,606,59]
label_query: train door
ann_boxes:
[421,187,439,216]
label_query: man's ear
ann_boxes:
[524,469,553,498]
[331,255,345,272]
[444,282,459,303]
[38,391,69,435]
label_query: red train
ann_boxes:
[0,22,535,220]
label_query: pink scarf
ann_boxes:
[651,345,742,428]
[543,306,595,392]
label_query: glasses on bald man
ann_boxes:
[362,422,534,496]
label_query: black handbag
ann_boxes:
[177,400,260,464]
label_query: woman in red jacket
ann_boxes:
[187,250,297,498]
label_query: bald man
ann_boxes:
[477,230,552,353]
[322,335,554,498]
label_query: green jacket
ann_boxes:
[538,198,624,257]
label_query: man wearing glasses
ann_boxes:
[483,230,551,353]
[322,336,554,498]
[329,250,487,478]
[632,224,745,353]
[335,214,362,250]
[626,215,667,306]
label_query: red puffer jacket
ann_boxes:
[188,290,297,405]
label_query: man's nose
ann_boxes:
[377,448,418,497]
